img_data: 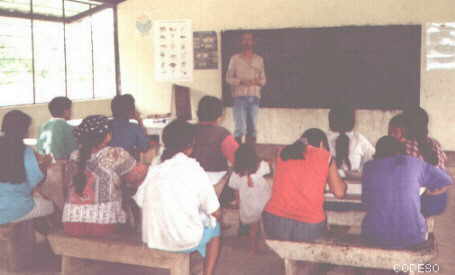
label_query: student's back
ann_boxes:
[361,136,452,249]
[328,105,374,173]
[266,145,331,224]
[109,95,149,158]
[109,118,149,156]
[36,97,76,160]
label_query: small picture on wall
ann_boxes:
[154,20,193,82]
[194,31,218,70]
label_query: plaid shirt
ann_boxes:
[401,137,447,169]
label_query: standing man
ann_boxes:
[226,32,266,145]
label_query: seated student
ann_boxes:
[62,115,147,237]
[229,143,271,254]
[0,110,54,225]
[327,105,375,177]
[36,96,77,160]
[263,128,346,242]
[191,96,239,203]
[400,108,449,216]
[134,120,221,275]
[36,97,77,210]
[361,136,452,249]
[109,94,150,160]
[388,113,405,141]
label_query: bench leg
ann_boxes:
[170,255,190,275]
[62,256,105,275]
[284,259,298,275]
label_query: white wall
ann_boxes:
[117,0,455,149]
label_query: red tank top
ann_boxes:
[265,146,331,223]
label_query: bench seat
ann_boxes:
[0,220,36,272]
[266,231,437,275]
[48,231,190,275]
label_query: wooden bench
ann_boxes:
[0,220,36,271]
[48,231,190,275]
[266,231,438,275]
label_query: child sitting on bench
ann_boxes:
[361,136,452,249]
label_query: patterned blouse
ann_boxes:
[401,137,447,169]
[63,146,136,224]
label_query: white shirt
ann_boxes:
[327,131,375,172]
[134,153,220,252]
[228,161,271,224]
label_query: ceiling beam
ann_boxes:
[65,3,111,23]
[85,0,126,4]
[0,8,64,23]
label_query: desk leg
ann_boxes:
[170,255,190,275]
[284,259,298,275]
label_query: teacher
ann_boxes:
[226,32,266,145]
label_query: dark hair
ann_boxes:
[280,128,329,161]
[49,97,72,117]
[303,128,329,150]
[234,143,259,176]
[0,110,31,184]
[402,107,438,165]
[73,116,111,196]
[374,136,405,159]
[161,119,195,162]
[329,105,355,170]
[389,114,405,129]
[111,94,135,119]
[197,96,223,122]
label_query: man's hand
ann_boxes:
[240,79,255,86]
[133,110,144,127]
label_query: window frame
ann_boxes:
[0,0,120,107]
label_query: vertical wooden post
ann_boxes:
[284,259,298,275]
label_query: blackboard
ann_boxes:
[221,25,421,109]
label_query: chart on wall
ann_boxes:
[154,20,193,82]
[427,23,455,70]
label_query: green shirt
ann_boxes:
[36,118,77,160]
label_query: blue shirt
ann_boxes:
[109,118,149,158]
[361,155,452,249]
[0,147,44,224]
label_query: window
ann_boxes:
[0,1,118,107]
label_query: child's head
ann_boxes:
[329,105,355,170]
[301,128,329,150]
[111,94,135,119]
[197,96,224,123]
[0,110,32,184]
[1,110,32,140]
[328,104,355,133]
[72,115,112,196]
[402,107,429,140]
[234,143,259,176]
[401,107,438,165]
[161,119,195,162]
[280,128,329,162]
[374,136,405,159]
[73,115,112,149]
[49,97,72,120]
[388,114,405,140]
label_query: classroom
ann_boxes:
[0,0,454,275]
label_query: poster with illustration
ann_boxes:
[194,31,218,69]
[154,20,193,82]
[427,23,455,71]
